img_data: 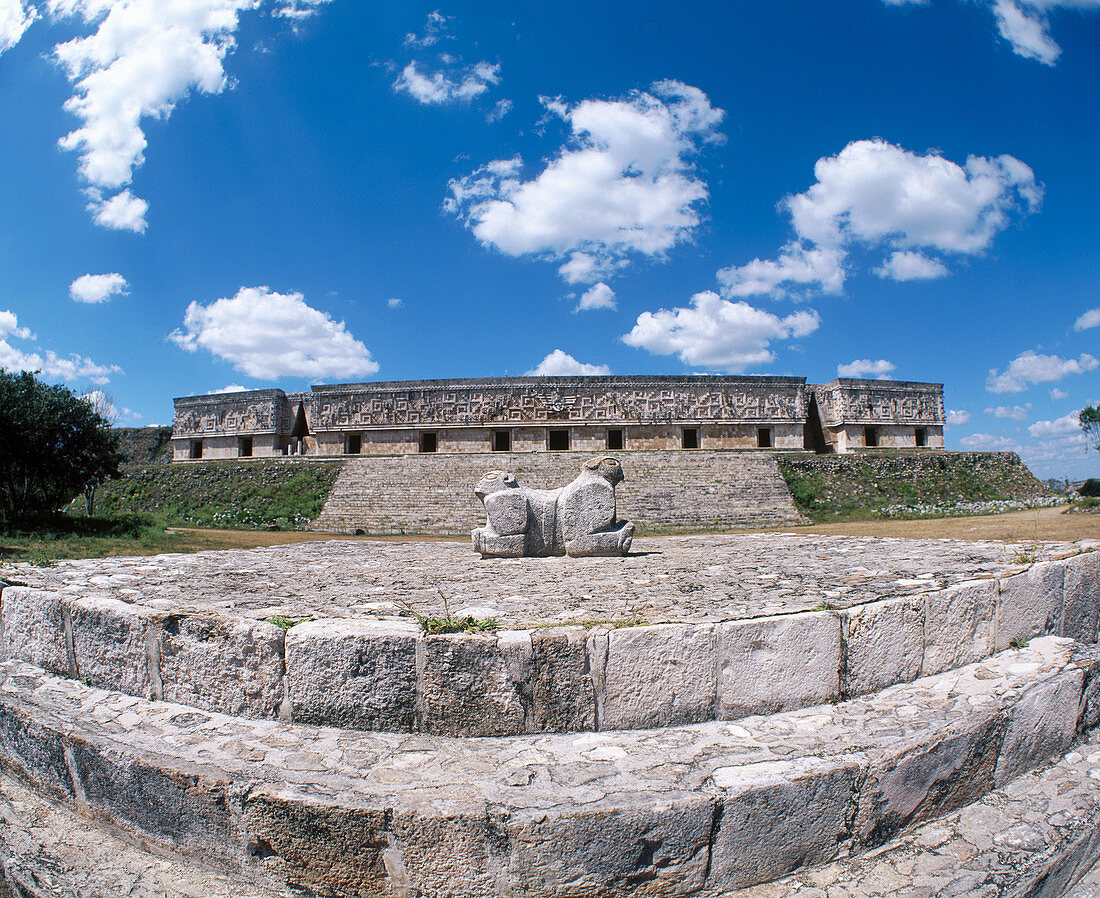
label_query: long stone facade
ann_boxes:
[171,375,945,461]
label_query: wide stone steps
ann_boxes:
[312,450,805,533]
[0,637,1097,896]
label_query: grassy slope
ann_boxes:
[776,450,1058,523]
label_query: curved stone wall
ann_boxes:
[3,540,1095,736]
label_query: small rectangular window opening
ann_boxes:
[548,429,570,451]
[865,426,879,448]
[915,427,927,448]
[682,427,699,449]
[607,428,624,451]
[346,434,362,455]
[493,430,511,452]
[239,437,253,458]
[757,427,772,449]
[420,432,438,453]
[189,440,203,459]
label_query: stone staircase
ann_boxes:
[312,449,805,534]
[1,538,1098,897]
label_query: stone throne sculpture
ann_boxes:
[472,456,635,558]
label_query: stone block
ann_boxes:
[285,619,418,730]
[997,562,1064,652]
[718,611,840,720]
[418,633,526,736]
[922,580,996,677]
[0,708,74,801]
[856,712,1005,847]
[594,624,717,730]
[843,596,924,697]
[1062,552,1100,643]
[68,596,160,699]
[240,789,389,894]
[157,613,285,718]
[709,756,863,889]
[994,668,1083,787]
[1,587,68,675]
[527,627,595,732]
[70,738,240,866]
[501,796,715,897]
[387,807,503,897]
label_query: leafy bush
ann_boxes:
[1079,479,1100,498]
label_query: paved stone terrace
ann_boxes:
[12,533,1083,626]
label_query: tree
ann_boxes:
[1082,406,1100,453]
[0,369,123,526]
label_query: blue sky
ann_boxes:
[0,0,1097,478]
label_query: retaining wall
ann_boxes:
[3,548,1095,736]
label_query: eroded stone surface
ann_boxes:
[69,594,161,698]
[0,586,67,675]
[843,594,924,697]
[997,560,1065,651]
[0,638,1091,897]
[718,611,841,719]
[923,578,996,676]
[1065,550,1100,644]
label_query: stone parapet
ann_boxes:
[5,537,1095,736]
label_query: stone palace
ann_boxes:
[170,374,945,461]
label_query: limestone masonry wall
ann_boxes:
[311,449,805,533]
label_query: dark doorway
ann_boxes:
[915,427,927,448]
[757,427,772,448]
[865,426,879,448]
[239,437,253,457]
[804,394,828,454]
[420,432,438,453]
[346,434,362,454]
[548,429,570,451]
[189,440,203,459]
[682,427,699,449]
[607,428,624,451]
[493,430,511,452]
[291,401,310,455]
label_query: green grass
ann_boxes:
[0,513,189,563]
[416,615,496,635]
[266,616,313,631]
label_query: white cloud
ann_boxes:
[985,403,1032,420]
[986,350,1099,393]
[210,383,250,393]
[717,139,1041,297]
[526,350,611,377]
[0,0,36,53]
[0,308,120,384]
[404,10,451,48]
[486,98,513,123]
[394,59,500,105]
[885,0,1100,65]
[1029,412,1083,438]
[873,250,949,281]
[1074,307,1100,331]
[576,282,616,312]
[387,297,404,309]
[69,272,129,303]
[447,80,724,284]
[946,409,971,425]
[623,290,820,371]
[168,286,378,380]
[959,432,1019,450]
[46,0,330,231]
[273,0,331,21]
[837,358,896,379]
[1050,387,1069,400]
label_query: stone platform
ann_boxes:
[4,535,1097,737]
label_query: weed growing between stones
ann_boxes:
[1012,545,1044,564]
[397,592,496,635]
[266,616,312,631]
[1010,636,1031,650]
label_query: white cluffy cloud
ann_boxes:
[837,358,896,379]
[985,403,1032,420]
[69,272,129,303]
[38,0,329,232]
[986,350,1099,393]
[394,60,500,105]
[884,0,1100,65]
[1029,412,1083,438]
[718,139,1041,298]
[576,282,616,312]
[1050,387,1069,400]
[169,286,379,380]
[0,0,36,53]
[0,308,120,383]
[447,81,724,284]
[404,10,451,48]
[623,290,820,371]
[959,432,1019,450]
[1074,307,1100,331]
[210,383,250,393]
[946,409,971,425]
[526,350,611,377]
